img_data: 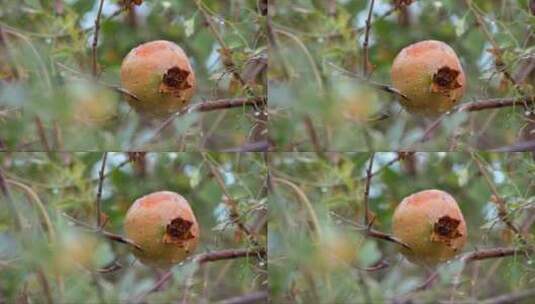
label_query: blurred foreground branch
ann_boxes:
[217,291,268,304]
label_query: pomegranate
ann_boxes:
[124,191,199,267]
[391,40,466,116]
[120,40,196,117]
[392,189,467,266]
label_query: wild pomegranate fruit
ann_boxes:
[392,189,467,266]
[120,40,196,117]
[391,40,466,116]
[124,191,199,267]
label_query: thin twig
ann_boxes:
[366,228,411,249]
[92,0,106,77]
[363,153,375,227]
[55,62,140,101]
[217,291,268,304]
[331,212,410,249]
[328,62,408,100]
[63,213,142,251]
[34,116,53,159]
[303,115,325,159]
[95,152,107,230]
[36,269,54,304]
[6,179,56,242]
[362,0,375,77]
[359,153,406,181]
[491,139,535,152]
[480,288,535,304]
[220,140,271,152]
[0,168,22,230]
[273,177,321,240]
[356,0,419,34]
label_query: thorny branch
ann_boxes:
[471,154,528,244]
[193,0,257,98]
[202,154,256,243]
[464,0,529,103]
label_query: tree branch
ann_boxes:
[457,96,535,112]
[91,0,105,77]
[95,152,107,229]
[362,0,375,77]
[148,97,265,143]
[461,247,526,263]
[363,153,375,226]
[418,96,535,144]
[194,247,266,264]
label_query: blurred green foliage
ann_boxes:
[269,152,535,303]
[0,152,267,303]
[269,0,535,150]
[0,0,267,150]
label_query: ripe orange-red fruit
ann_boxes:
[120,40,196,117]
[392,189,467,266]
[391,40,466,116]
[124,191,199,267]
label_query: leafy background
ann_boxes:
[269,0,535,151]
[0,0,267,151]
[269,152,535,303]
[0,152,267,303]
